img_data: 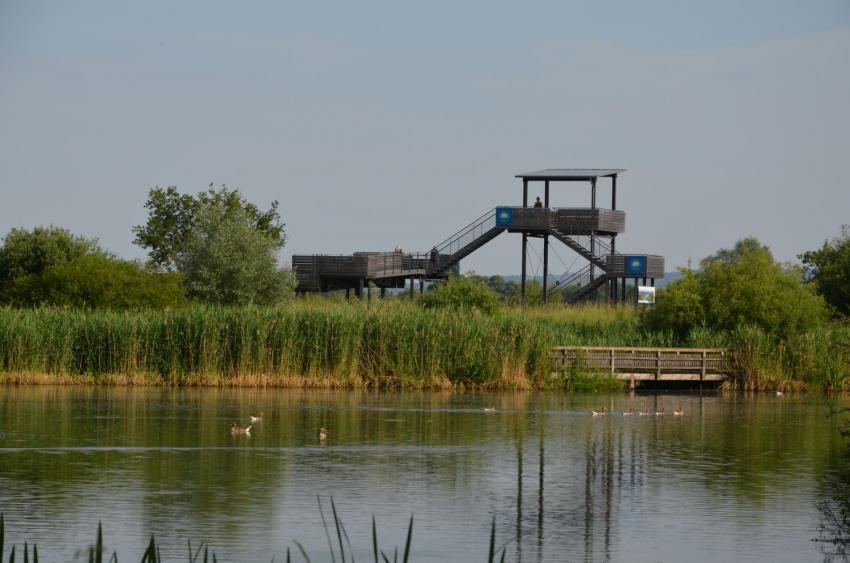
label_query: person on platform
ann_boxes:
[533,196,543,208]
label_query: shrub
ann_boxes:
[418,277,500,314]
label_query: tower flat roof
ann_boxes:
[516,169,625,180]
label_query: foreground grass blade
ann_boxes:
[487,517,495,563]
[401,516,413,563]
[97,522,103,563]
[293,540,311,563]
[316,496,336,563]
[330,498,346,563]
[372,517,378,563]
[140,534,156,563]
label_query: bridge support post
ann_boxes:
[521,233,527,304]
[357,278,364,299]
[419,278,424,294]
[409,276,414,298]
[380,287,386,299]
[543,234,549,304]
[522,178,528,306]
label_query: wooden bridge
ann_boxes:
[551,346,729,383]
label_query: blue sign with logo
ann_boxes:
[625,255,647,276]
[496,207,513,227]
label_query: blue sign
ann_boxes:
[625,255,647,276]
[496,207,513,227]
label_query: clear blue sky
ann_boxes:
[2,1,849,275]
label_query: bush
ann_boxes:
[6,254,185,308]
[0,226,185,308]
[419,277,500,313]
[645,238,827,336]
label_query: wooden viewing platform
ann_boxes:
[552,346,729,382]
[294,169,666,303]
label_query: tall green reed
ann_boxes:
[0,303,846,390]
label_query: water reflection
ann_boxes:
[0,387,847,562]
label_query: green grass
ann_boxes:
[0,302,847,390]
[0,503,510,563]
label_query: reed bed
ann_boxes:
[0,302,846,390]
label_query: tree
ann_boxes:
[175,200,294,305]
[0,226,184,308]
[800,226,850,318]
[133,184,285,272]
[133,185,293,304]
[645,237,827,337]
[643,267,704,336]
[0,226,100,283]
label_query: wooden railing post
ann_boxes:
[656,349,661,379]
[701,350,706,381]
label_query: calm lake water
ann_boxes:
[0,386,848,562]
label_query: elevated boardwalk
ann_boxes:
[552,346,729,382]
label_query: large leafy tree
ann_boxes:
[800,226,850,318]
[134,185,293,304]
[133,184,285,272]
[646,237,827,337]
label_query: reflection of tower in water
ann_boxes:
[508,411,655,562]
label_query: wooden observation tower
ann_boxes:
[293,169,664,302]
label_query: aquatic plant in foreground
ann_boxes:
[0,498,511,562]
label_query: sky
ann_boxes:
[1,0,849,277]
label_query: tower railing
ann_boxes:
[427,208,500,276]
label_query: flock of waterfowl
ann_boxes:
[230,411,327,442]
[482,406,684,416]
[591,407,684,416]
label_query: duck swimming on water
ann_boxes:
[231,422,253,436]
[318,427,328,441]
[250,412,264,424]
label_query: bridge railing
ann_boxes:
[552,346,728,379]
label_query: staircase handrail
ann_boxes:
[431,207,498,257]
[547,264,593,297]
